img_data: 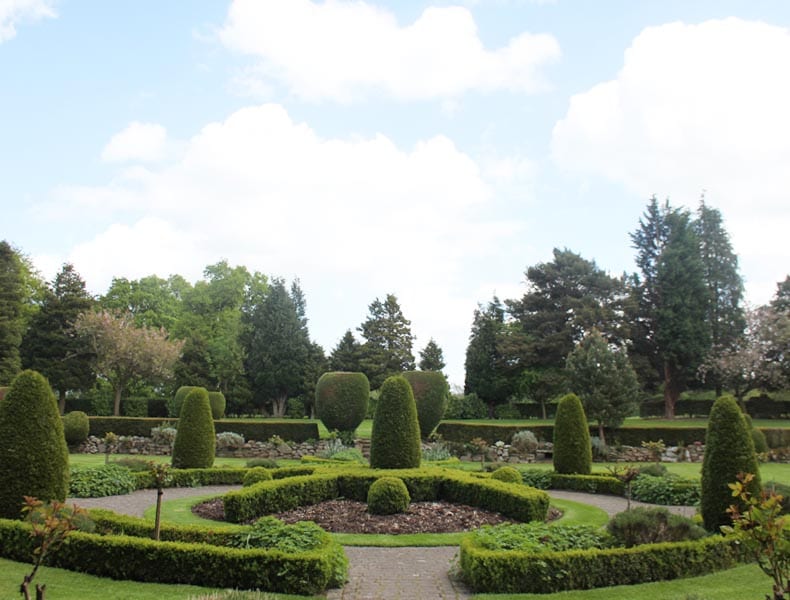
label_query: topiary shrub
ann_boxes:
[701,395,761,532]
[0,370,69,518]
[369,375,421,469]
[315,372,369,440]
[367,476,410,515]
[170,385,199,418]
[243,467,273,487]
[607,506,707,547]
[246,458,279,469]
[208,391,226,419]
[402,371,449,439]
[62,410,90,446]
[743,414,769,455]
[552,393,592,475]
[491,466,523,484]
[171,387,215,469]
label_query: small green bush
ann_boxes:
[171,388,215,469]
[638,462,668,478]
[112,457,151,472]
[62,410,90,445]
[518,468,552,490]
[490,466,522,484]
[553,393,592,475]
[315,372,369,438]
[607,506,707,547]
[243,467,273,487]
[69,464,137,497]
[471,522,612,552]
[444,392,487,419]
[631,474,701,505]
[402,371,448,439]
[122,396,148,417]
[367,477,411,515]
[216,431,245,450]
[369,375,421,469]
[246,458,279,469]
[208,391,226,419]
[510,430,538,456]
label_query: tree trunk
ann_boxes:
[540,400,547,420]
[154,488,163,541]
[272,395,287,417]
[663,361,680,419]
[598,422,606,447]
[58,390,66,415]
[113,386,122,416]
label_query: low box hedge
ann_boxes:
[460,534,742,593]
[132,466,318,489]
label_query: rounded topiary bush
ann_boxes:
[315,372,369,438]
[62,410,90,446]
[0,370,69,518]
[553,393,592,475]
[369,375,421,469]
[491,466,523,484]
[171,385,199,418]
[243,467,273,487]
[208,391,226,419]
[701,395,761,532]
[402,370,449,439]
[171,387,216,469]
[367,476,411,515]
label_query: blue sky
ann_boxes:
[3,0,790,388]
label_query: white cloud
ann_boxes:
[551,17,790,305]
[0,0,56,42]
[101,121,171,163]
[219,0,560,102]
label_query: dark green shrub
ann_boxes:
[208,391,226,419]
[490,466,522,484]
[369,375,421,469]
[638,462,668,477]
[243,467,273,487]
[122,396,148,417]
[493,403,521,419]
[69,464,137,497]
[518,468,553,489]
[367,477,411,515]
[631,474,701,505]
[62,410,90,445]
[315,372,369,438]
[607,506,707,547]
[171,388,215,469]
[246,458,279,469]
[444,392,487,419]
[701,395,761,532]
[0,386,8,402]
[171,385,199,418]
[0,370,69,518]
[549,473,625,495]
[752,427,769,454]
[553,393,592,475]
[402,371,448,439]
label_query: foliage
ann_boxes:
[246,458,279,469]
[328,330,363,373]
[369,375,421,469]
[0,241,26,385]
[68,464,137,498]
[702,395,761,531]
[367,477,411,515]
[150,425,177,446]
[314,371,369,437]
[171,385,199,418]
[215,431,245,450]
[464,297,512,415]
[444,392,487,419]
[62,411,90,446]
[418,338,446,372]
[422,442,452,461]
[243,467,273,487]
[357,293,415,389]
[471,522,612,553]
[0,370,69,519]
[510,430,538,455]
[402,370,448,439]
[607,506,707,547]
[171,388,216,469]
[112,457,152,472]
[553,393,592,475]
[208,391,226,419]
[490,466,522,484]
[75,310,183,416]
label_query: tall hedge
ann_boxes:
[402,371,448,439]
[208,391,226,419]
[369,375,421,469]
[315,372,369,436]
[701,395,761,532]
[171,385,199,418]
[0,370,69,518]
[171,388,215,469]
[553,393,592,475]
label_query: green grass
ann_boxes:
[469,563,770,599]
[0,558,320,600]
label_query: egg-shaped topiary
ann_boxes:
[208,391,226,419]
[0,370,69,518]
[553,393,592,475]
[367,477,411,515]
[62,410,90,446]
[402,371,449,439]
[171,387,215,469]
[315,372,369,438]
[369,375,421,469]
[491,466,523,484]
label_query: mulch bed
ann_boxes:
[193,498,561,534]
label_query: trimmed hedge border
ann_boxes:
[88,417,319,442]
[460,534,743,593]
[223,467,550,525]
[132,466,317,489]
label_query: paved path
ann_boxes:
[72,487,696,600]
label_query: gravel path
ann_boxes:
[71,486,697,599]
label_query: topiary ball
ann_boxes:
[208,391,226,419]
[367,477,411,515]
[243,467,273,487]
[62,410,90,446]
[490,466,523,484]
[171,387,215,469]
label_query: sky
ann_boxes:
[2,0,790,389]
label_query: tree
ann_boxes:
[75,310,184,415]
[464,297,512,416]
[329,330,363,372]
[630,198,710,417]
[771,276,790,314]
[21,264,95,413]
[418,338,446,372]
[0,241,26,384]
[552,393,592,475]
[566,329,639,445]
[357,294,415,388]
[101,274,186,330]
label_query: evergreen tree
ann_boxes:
[418,338,446,372]
[21,264,95,413]
[329,330,363,372]
[0,241,25,385]
[771,275,790,314]
[552,393,592,475]
[464,297,512,416]
[357,294,415,389]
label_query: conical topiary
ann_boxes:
[369,375,421,469]
[0,370,69,518]
[402,371,448,440]
[553,393,592,475]
[171,387,215,469]
[701,395,761,532]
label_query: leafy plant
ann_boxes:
[68,464,137,498]
[471,522,612,553]
[631,473,701,506]
[422,442,452,462]
[607,506,706,548]
[490,466,522,484]
[215,431,245,450]
[510,430,538,456]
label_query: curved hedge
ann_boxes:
[171,388,215,469]
[402,371,449,439]
[315,372,369,435]
[553,393,592,475]
[369,375,421,469]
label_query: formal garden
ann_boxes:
[0,369,789,600]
